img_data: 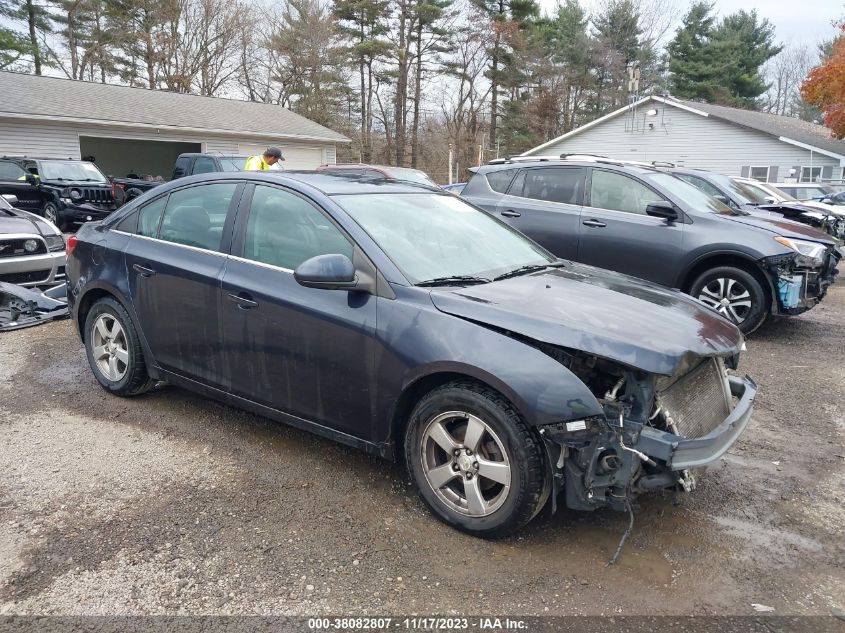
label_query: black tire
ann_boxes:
[42,201,67,232]
[83,297,156,396]
[404,381,547,538]
[689,265,768,334]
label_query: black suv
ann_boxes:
[0,157,117,231]
[461,157,840,334]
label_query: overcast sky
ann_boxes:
[537,0,842,48]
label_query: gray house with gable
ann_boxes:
[521,95,845,184]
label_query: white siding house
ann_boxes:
[0,72,348,179]
[522,96,845,184]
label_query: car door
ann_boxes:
[122,181,243,388]
[577,169,684,287]
[221,183,378,438]
[0,160,42,214]
[493,166,585,259]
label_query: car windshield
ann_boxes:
[40,160,108,183]
[794,186,830,199]
[217,156,249,172]
[335,193,554,284]
[388,167,438,187]
[644,172,737,215]
[753,182,797,201]
[701,173,767,205]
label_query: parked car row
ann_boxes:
[66,170,756,537]
[6,151,839,537]
[461,155,840,334]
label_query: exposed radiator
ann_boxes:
[656,358,732,439]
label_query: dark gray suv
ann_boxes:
[462,158,840,334]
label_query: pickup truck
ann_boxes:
[112,154,251,204]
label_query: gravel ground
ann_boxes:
[0,279,843,618]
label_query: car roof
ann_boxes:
[473,158,657,175]
[0,156,84,162]
[151,170,444,196]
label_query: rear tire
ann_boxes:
[404,381,547,538]
[84,297,156,396]
[689,266,768,334]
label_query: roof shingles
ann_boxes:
[0,71,349,143]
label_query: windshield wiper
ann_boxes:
[415,275,491,287]
[493,261,565,281]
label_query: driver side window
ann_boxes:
[589,170,664,215]
[242,185,354,271]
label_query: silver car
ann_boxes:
[0,194,66,287]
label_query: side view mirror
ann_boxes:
[1,194,18,206]
[821,197,833,204]
[714,194,730,206]
[25,174,38,186]
[764,196,777,204]
[645,200,679,222]
[294,254,359,290]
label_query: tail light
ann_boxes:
[112,182,124,198]
[66,235,78,256]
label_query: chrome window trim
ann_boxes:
[227,254,294,275]
[112,229,228,258]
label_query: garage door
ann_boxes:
[238,144,324,170]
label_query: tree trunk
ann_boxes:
[394,0,408,166]
[410,17,423,168]
[25,0,41,75]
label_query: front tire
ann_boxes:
[84,297,156,396]
[42,201,67,232]
[404,381,547,537]
[690,266,768,334]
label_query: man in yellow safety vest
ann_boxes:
[245,147,284,171]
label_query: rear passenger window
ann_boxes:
[243,185,353,271]
[158,183,237,251]
[137,196,167,237]
[486,169,517,193]
[589,170,664,215]
[517,167,583,204]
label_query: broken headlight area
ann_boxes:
[537,345,754,515]
[762,243,840,314]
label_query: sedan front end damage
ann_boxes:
[534,347,755,514]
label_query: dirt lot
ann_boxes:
[0,280,843,618]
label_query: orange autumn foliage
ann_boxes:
[802,23,845,139]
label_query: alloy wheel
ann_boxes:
[44,204,59,226]
[697,277,752,324]
[91,314,129,381]
[420,411,512,517]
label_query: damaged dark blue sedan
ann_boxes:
[66,172,756,537]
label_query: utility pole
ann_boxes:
[448,144,454,185]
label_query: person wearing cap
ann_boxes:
[245,147,284,171]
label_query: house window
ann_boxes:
[748,167,770,182]
[801,167,822,182]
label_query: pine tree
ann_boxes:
[333,0,392,161]
[710,9,781,108]
[666,2,717,101]
[472,0,538,151]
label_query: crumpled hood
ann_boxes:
[725,212,837,245]
[429,263,743,376]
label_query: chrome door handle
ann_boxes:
[582,219,607,228]
[501,210,521,218]
[132,263,156,277]
[227,292,258,309]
